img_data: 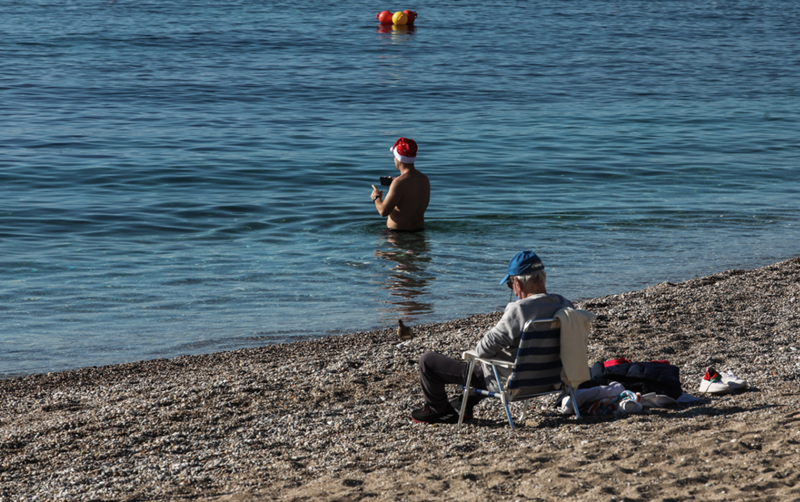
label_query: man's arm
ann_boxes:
[474,303,524,357]
[372,180,402,217]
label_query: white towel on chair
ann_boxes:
[555,307,595,388]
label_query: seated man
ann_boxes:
[412,250,574,424]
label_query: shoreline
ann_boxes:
[1,257,799,501]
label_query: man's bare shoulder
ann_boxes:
[395,168,429,185]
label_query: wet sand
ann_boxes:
[1,258,799,501]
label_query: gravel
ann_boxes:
[1,257,798,501]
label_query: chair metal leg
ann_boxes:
[502,396,515,429]
[568,386,581,419]
[520,398,530,422]
[458,359,476,429]
[491,365,515,430]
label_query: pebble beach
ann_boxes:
[2,257,799,502]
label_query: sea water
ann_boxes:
[2,0,799,377]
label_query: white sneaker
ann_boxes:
[719,370,748,391]
[698,366,732,395]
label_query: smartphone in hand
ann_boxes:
[380,176,393,186]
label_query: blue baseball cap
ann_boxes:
[499,250,545,285]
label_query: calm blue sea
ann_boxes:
[2,0,799,378]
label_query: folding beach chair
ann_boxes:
[457,317,584,429]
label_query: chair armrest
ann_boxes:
[461,350,516,369]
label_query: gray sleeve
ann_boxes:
[474,303,524,357]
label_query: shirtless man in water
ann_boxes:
[370,137,431,232]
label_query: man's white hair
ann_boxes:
[514,269,546,286]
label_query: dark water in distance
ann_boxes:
[2,0,799,377]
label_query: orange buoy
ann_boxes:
[376,10,393,24]
[392,11,408,25]
[403,10,417,24]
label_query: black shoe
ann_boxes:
[411,404,460,424]
[449,395,483,420]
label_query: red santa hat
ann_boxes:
[390,137,417,164]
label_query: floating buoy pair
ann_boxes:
[376,9,417,25]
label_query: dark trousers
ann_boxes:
[418,351,487,412]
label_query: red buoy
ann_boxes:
[403,10,417,24]
[376,10,393,24]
